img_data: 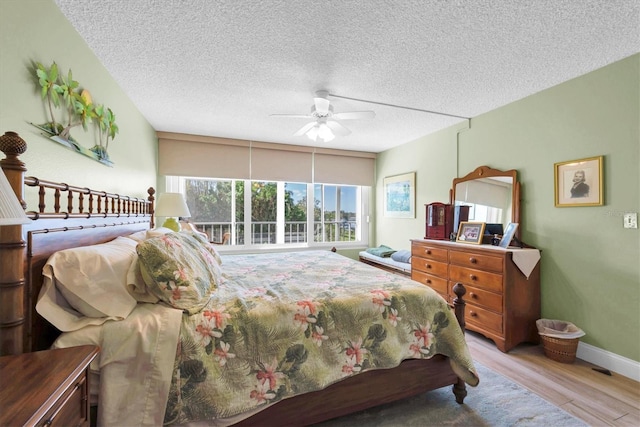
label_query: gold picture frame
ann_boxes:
[456,222,485,244]
[554,156,603,207]
[383,172,416,218]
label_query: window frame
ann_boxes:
[165,176,370,251]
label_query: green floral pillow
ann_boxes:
[185,231,223,265]
[136,232,223,313]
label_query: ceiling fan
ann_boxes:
[270,90,375,142]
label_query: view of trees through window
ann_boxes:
[182,178,359,246]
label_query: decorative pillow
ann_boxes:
[136,232,223,313]
[185,230,223,265]
[391,249,412,263]
[36,236,138,331]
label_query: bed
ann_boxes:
[0,131,478,427]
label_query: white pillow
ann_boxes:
[126,227,173,243]
[36,236,138,331]
[126,255,160,303]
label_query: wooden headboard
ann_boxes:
[0,131,155,355]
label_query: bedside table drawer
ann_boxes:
[41,374,88,427]
[0,346,98,427]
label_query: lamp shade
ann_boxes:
[0,170,30,225]
[306,123,335,142]
[155,192,191,218]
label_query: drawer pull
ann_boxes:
[43,381,83,426]
[469,292,477,299]
[425,249,432,255]
[469,274,477,281]
[469,257,477,264]
[470,311,478,317]
[426,264,432,269]
[426,279,432,284]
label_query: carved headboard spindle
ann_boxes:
[0,131,28,356]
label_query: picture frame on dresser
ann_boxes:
[383,172,415,218]
[456,222,485,244]
[554,155,603,207]
[499,222,519,248]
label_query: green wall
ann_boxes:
[376,54,640,362]
[0,0,157,206]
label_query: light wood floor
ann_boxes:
[466,331,640,426]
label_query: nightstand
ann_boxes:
[0,345,99,426]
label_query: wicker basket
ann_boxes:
[540,335,579,363]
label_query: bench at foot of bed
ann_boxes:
[358,251,411,277]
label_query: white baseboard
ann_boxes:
[577,341,640,382]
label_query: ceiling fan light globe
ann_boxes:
[306,126,319,141]
[318,123,334,141]
[321,132,335,142]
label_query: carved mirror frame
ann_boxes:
[450,165,520,238]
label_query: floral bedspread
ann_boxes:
[164,250,478,425]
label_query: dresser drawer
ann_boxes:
[449,250,503,273]
[40,374,88,427]
[411,243,448,262]
[466,304,503,334]
[460,284,503,313]
[412,257,448,278]
[412,270,448,296]
[449,266,503,293]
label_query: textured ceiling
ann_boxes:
[54,0,639,153]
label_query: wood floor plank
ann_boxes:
[465,331,640,427]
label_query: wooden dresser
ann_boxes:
[0,345,99,427]
[411,239,540,352]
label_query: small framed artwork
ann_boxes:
[456,222,485,244]
[554,156,603,207]
[499,223,519,248]
[383,172,416,218]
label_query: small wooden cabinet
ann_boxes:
[424,203,470,241]
[411,239,540,352]
[0,345,99,427]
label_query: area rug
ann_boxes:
[315,361,586,427]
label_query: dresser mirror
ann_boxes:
[451,166,520,238]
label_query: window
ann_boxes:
[172,177,367,248]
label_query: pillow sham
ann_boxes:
[391,249,412,263]
[136,232,223,313]
[36,236,138,331]
[185,230,223,265]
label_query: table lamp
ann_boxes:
[155,192,190,232]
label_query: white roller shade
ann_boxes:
[158,134,250,179]
[251,143,313,182]
[158,132,376,186]
[314,150,376,186]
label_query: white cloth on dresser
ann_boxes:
[510,248,541,279]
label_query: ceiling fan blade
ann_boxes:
[326,120,351,136]
[332,110,376,120]
[293,121,317,136]
[314,97,331,116]
[270,113,313,119]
